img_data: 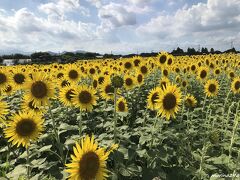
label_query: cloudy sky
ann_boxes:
[0,0,239,54]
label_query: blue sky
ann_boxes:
[0,0,239,54]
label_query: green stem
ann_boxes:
[150,115,158,148]
[26,147,30,180]
[78,110,83,138]
[228,102,239,165]
[114,88,117,143]
[49,105,64,164]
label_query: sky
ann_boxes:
[0,0,239,54]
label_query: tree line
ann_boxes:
[0,47,238,65]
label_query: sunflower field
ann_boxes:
[0,52,240,180]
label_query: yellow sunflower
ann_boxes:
[147,87,161,110]
[184,94,197,108]
[116,97,128,112]
[156,84,182,120]
[72,85,98,112]
[65,64,81,83]
[204,79,219,97]
[21,95,46,115]
[24,73,55,107]
[124,75,136,90]
[4,111,44,147]
[0,100,9,126]
[159,77,170,90]
[100,78,115,100]
[65,135,118,180]
[11,67,28,90]
[0,69,10,91]
[197,67,209,81]
[59,85,76,107]
[231,77,240,94]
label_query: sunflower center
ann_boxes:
[93,80,98,88]
[0,73,7,84]
[16,119,36,137]
[141,66,148,74]
[89,68,95,74]
[151,92,158,104]
[234,81,240,90]
[61,80,70,87]
[31,81,48,98]
[98,77,104,84]
[137,74,143,83]
[69,70,78,79]
[14,73,25,84]
[4,85,12,92]
[186,98,193,106]
[124,62,132,69]
[105,85,114,94]
[66,89,74,101]
[163,70,168,76]
[230,72,234,78]
[191,65,196,71]
[200,70,207,79]
[167,58,172,65]
[57,73,64,79]
[163,93,177,110]
[79,151,100,180]
[28,100,39,110]
[208,84,216,93]
[215,70,220,74]
[79,91,92,104]
[125,78,133,86]
[118,101,125,112]
[182,81,187,87]
[134,59,140,66]
[159,55,167,64]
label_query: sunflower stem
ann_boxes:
[49,105,64,164]
[114,88,117,143]
[228,102,239,165]
[78,110,83,138]
[26,147,30,180]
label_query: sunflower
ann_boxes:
[100,78,115,100]
[214,68,221,76]
[21,95,46,115]
[184,94,197,108]
[65,64,80,83]
[4,111,44,147]
[204,79,219,97]
[123,60,133,70]
[181,79,188,89]
[11,68,28,90]
[59,85,76,107]
[197,67,209,81]
[139,64,149,76]
[231,77,240,94]
[72,85,97,112]
[24,73,55,107]
[65,135,118,180]
[157,52,168,66]
[116,97,128,112]
[136,71,144,86]
[0,69,10,91]
[2,84,15,96]
[0,100,9,125]
[156,84,182,120]
[147,87,161,110]
[159,77,170,89]
[124,75,136,90]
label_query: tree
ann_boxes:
[210,48,215,54]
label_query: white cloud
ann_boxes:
[137,0,240,49]
[39,0,89,20]
[98,2,137,29]
[0,8,97,52]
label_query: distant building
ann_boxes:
[18,59,31,64]
[2,59,14,66]
[2,59,32,66]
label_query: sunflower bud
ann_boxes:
[111,75,124,88]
